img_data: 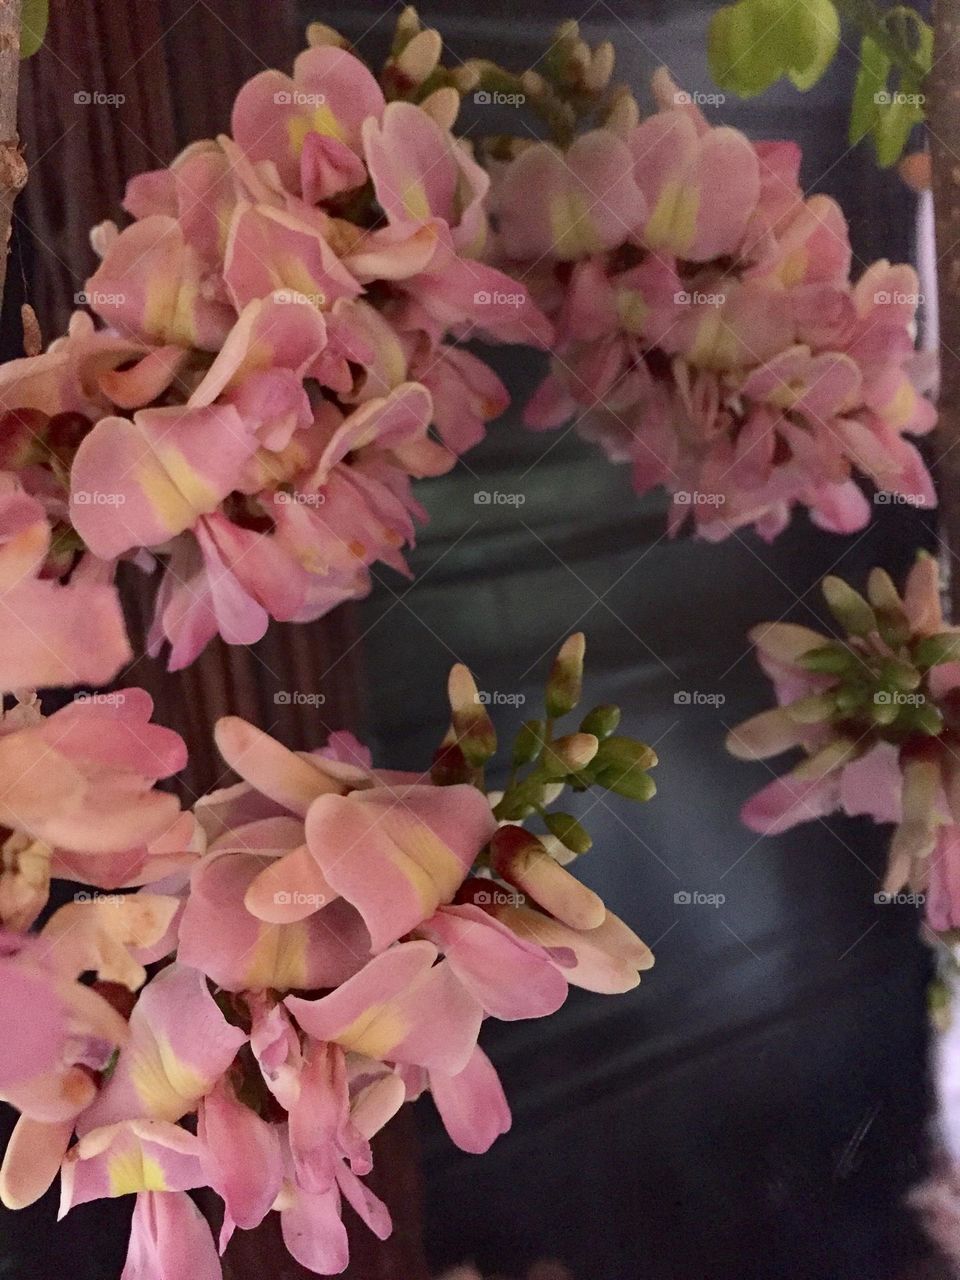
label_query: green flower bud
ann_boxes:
[540,732,599,778]
[579,704,621,739]
[593,735,658,773]
[798,643,859,675]
[545,812,593,854]
[913,632,960,670]
[512,719,545,767]
[545,633,585,718]
[822,576,877,637]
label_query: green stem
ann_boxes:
[833,0,929,82]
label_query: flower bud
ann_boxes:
[913,632,960,670]
[797,643,858,675]
[397,29,443,85]
[545,632,585,718]
[489,825,605,929]
[593,735,658,773]
[579,704,620,739]
[545,812,593,855]
[540,732,598,777]
[306,21,349,49]
[584,40,616,92]
[822,576,877,637]
[512,719,545,767]
[419,86,460,130]
[447,664,497,766]
[391,5,422,56]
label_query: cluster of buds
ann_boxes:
[728,556,960,929]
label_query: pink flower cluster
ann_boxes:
[0,40,550,674]
[493,68,936,539]
[728,557,960,928]
[0,665,651,1277]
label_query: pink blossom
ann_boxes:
[494,68,935,539]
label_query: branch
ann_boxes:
[0,0,25,324]
[928,0,960,614]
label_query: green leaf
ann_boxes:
[872,93,924,167]
[709,0,840,98]
[708,0,783,98]
[849,36,891,145]
[20,0,48,58]
[788,0,840,90]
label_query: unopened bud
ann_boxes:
[306,21,349,49]
[546,632,585,718]
[584,40,616,92]
[490,825,605,929]
[798,643,858,675]
[822,576,877,637]
[541,732,598,777]
[605,87,640,135]
[593,735,658,773]
[913,631,960,669]
[513,719,545,767]
[448,664,497,766]
[397,28,443,84]
[545,812,593,855]
[579,704,621,739]
[419,86,460,129]
[391,5,422,56]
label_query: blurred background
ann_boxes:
[1,2,939,1277]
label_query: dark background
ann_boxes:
[0,2,938,1278]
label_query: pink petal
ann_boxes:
[421,903,568,1020]
[121,1191,222,1280]
[286,941,483,1075]
[70,405,255,559]
[304,783,497,950]
[78,964,246,1131]
[429,1045,511,1154]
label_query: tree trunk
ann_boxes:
[929,0,960,616]
[0,0,24,319]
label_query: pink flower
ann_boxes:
[494,67,935,540]
[0,35,549,668]
[729,559,960,921]
[0,689,188,928]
